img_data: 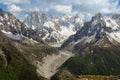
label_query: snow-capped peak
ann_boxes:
[0,9,44,43]
[24,11,48,29]
[61,13,120,50]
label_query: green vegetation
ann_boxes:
[52,44,120,80]
[62,46,120,75]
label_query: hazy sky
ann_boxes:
[0,0,120,21]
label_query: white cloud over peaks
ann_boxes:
[0,0,30,4]
[39,0,119,20]
[7,4,24,21]
[8,4,22,12]
[54,5,72,14]
[1,0,119,21]
[29,7,40,12]
[70,0,120,20]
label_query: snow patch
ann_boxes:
[0,22,3,25]
[51,44,62,47]
[59,26,76,37]
[42,33,49,40]
[107,31,120,43]
[43,21,55,30]
[75,34,96,45]
[32,25,36,30]
[1,30,22,40]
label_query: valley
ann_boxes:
[35,50,74,79]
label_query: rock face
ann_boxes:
[24,11,84,44]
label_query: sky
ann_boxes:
[0,0,120,21]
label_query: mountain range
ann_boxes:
[0,8,120,80]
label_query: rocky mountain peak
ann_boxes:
[108,13,120,19]
[0,9,44,43]
[91,13,102,21]
[90,13,106,27]
[24,11,48,29]
[0,8,4,15]
[0,9,22,33]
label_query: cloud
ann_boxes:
[28,7,40,12]
[8,4,22,12]
[7,4,23,21]
[35,0,57,3]
[30,0,120,20]
[0,0,30,4]
[53,5,72,14]
[69,0,120,20]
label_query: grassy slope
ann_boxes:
[61,46,120,75]
[52,39,120,80]
[0,31,46,80]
